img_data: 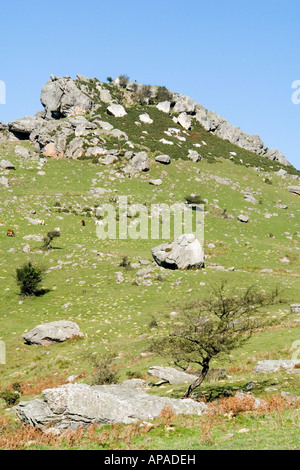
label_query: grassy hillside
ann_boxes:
[0,90,299,450]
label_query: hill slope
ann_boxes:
[0,75,299,450]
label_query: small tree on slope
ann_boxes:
[150,282,282,398]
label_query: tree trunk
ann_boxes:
[183,364,210,398]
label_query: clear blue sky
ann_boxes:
[0,0,299,169]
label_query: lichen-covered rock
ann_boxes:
[23,321,83,346]
[152,234,205,270]
[14,382,207,432]
[40,76,93,119]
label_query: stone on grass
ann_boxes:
[152,234,205,270]
[23,321,83,346]
[290,304,300,313]
[107,104,127,118]
[254,360,299,374]
[155,154,171,165]
[148,366,198,385]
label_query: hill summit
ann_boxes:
[0,74,297,173]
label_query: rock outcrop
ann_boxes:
[1,74,293,167]
[14,382,207,432]
[40,76,93,119]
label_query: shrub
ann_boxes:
[118,74,129,88]
[184,194,205,205]
[155,86,172,103]
[88,353,119,386]
[0,390,20,406]
[136,85,153,105]
[16,262,45,297]
[42,230,60,250]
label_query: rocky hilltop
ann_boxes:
[0,74,293,169]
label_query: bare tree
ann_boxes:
[150,282,282,398]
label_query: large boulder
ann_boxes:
[107,104,127,118]
[40,76,93,119]
[152,234,205,270]
[14,382,207,432]
[156,101,171,113]
[172,93,195,114]
[22,321,83,346]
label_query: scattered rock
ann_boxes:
[254,360,299,374]
[0,159,15,170]
[237,214,249,223]
[107,104,127,118]
[139,113,153,124]
[152,234,205,270]
[22,321,84,346]
[148,366,198,385]
[156,101,171,113]
[155,154,171,165]
[290,304,300,313]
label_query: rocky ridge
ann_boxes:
[0,74,293,168]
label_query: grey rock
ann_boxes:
[0,176,9,187]
[23,320,84,346]
[288,186,300,196]
[237,214,249,223]
[148,366,198,385]
[265,148,290,166]
[176,112,192,130]
[107,104,127,118]
[139,113,153,124]
[0,159,15,170]
[254,360,299,374]
[152,234,205,270]
[290,304,300,313]
[156,101,171,113]
[244,193,258,204]
[8,116,44,138]
[14,382,207,431]
[187,150,202,162]
[14,145,31,158]
[149,178,162,186]
[131,151,149,172]
[155,154,171,165]
[41,76,93,119]
[172,93,195,114]
[213,175,233,185]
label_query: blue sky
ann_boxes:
[0,0,299,169]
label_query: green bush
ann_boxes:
[155,86,172,103]
[16,262,45,297]
[42,230,61,250]
[0,390,20,406]
[118,74,129,88]
[87,353,119,386]
[184,194,205,205]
